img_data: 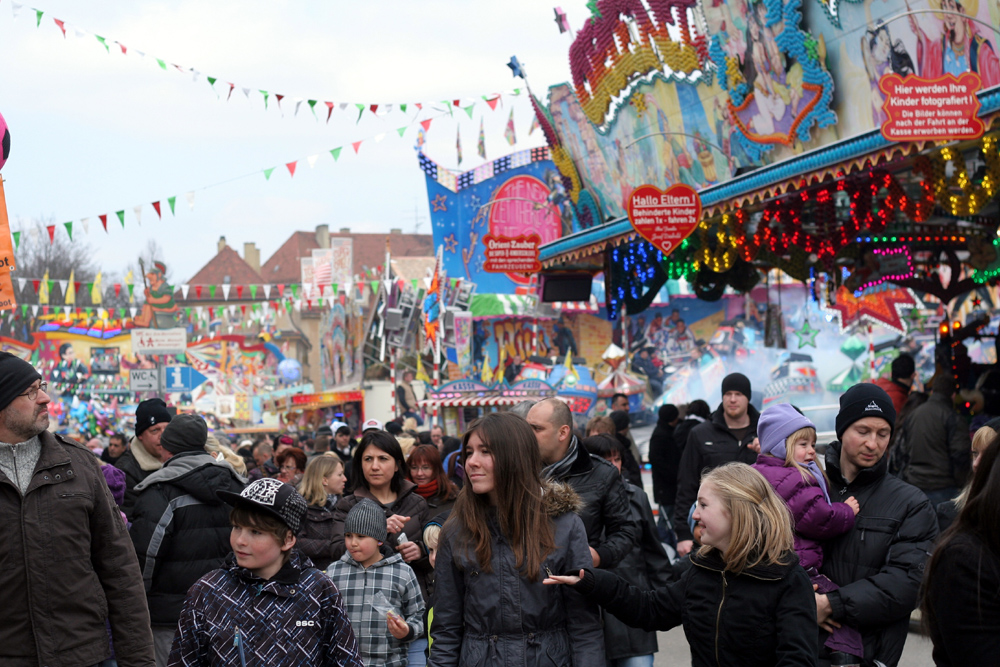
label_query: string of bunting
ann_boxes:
[11,111,453,249]
[7,1,524,121]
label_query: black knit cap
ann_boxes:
[160,413,208,454]
[135,398,171,436]
[835,383,897,440]
[0,352,42,413]
[721,372,752,399]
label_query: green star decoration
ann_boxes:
[906,308,926,332]
[795,319,820,348]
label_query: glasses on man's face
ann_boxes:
[18,382,49,402]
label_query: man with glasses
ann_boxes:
[0,351,155,666]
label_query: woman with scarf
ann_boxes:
[407,444,459,516]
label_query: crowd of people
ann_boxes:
[1,347,998,667]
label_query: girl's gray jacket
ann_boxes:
[428,482,604,667]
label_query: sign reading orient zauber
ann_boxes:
[482,234,542,273]
[626,184,702,258]
[879,72,984,142]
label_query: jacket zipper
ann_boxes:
[715,572,727,666]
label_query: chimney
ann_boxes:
[390,228,402,234]
[316,224,330,249]
[339,227,351,234]
[217,236,227,253]
[243,242,261,273]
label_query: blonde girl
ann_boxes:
[295,455,347,570]
[546,462,816,667]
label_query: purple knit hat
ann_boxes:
[758,403,815,459]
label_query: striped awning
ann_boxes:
[469,294,536,318]
[418,395,527,408]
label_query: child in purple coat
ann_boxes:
[753,403,863,660]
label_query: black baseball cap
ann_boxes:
[218,478,308,533]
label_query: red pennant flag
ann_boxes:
[227,83,235,100]
[318,284,325,296]
[369,104,378,114]
[325,102,335,123]
[43,306,49,316]
[352,141,363,153]
[74,282,81,293]
[195,285,203,298]
[275,94,284,109]
[486,95,500,110]
[339,293,346,305]
[236,285,244,299]
[99,214,108,232]
[286,161,297,177]
[152,201,162,218]
[46,225,56,244]
[278,284,285,297]
[240,304,247,316]
[119,43,127,54]
[416,103,423,110]
[32,280,40,293]
[420,119,433,131]
[114,284,122,297]
[307,299,313,310]
[271,301,278,311]
[53,18,66,36]
[453,99,461,107]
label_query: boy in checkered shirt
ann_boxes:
[327,499,424,667]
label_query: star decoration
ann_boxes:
[553,7,570,33]
[972,295,983,308]
[444,234,458,254]
[469,194,482,209]
[475,255,486,273]
[431,194,449,212]
[824,285,919,334]
[795,320,820,348]
[906,307,927,332]
[507,56,525,79]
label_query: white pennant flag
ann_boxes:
[242,87,251,98]
[339,102,348,111]
[191,69,201,82]
[303,284,313,299]
[74,27,87,39]
[294,99,303,116]
[375,133,386,143]
[228,326,233,335]
[64,306,71,316]
[180,284,190,299]
[29,228,40,242]
[134,49,145,58]
[307,154,319,168]
[57,280,68,293]
[133,205,143,225]
[185,192,195,210]
[12,3,23,19]
[81,218,90,234]
[228,305,236,316]
[31,305,39,316]
[17,278,26,290]
[262,284,272,298]
[221,284,231,300]
[383,104,394,114]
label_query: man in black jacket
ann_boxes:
[648,403,680,543]
[130,413,246,667]
[673,373,760,557]
[817,383,938,667]
[527,397,637,568]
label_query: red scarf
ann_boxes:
[414,479,439,499]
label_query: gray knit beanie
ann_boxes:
[344,499,387,543]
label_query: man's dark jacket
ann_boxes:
[130,451,246,625]
[648,421,678,507]
[672,404,760,542]
[820,440,938,667]
[550,438,638,568]
[0,431,154,666]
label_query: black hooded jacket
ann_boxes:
[130,451,246,625]
[819,441,938,667]
[673,404,760,542]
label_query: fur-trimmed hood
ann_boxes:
[542,479,584,516]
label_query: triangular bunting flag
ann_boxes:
[236,285,244,299]
[34,9,42,27]
[185,192,195,210]
[12,231,19,250]
[242,87,251,98]
[156,58,167,70]
[81,218,89,234]
[420,118,433,131]
[275,94,284,110]
[46,225,56,244]
[307,155,319,168]
[63,222,73,241]
[370,104,379,114]
[53,18,66,36]
[325,102,335,123]
[99,214,108,232]
[355,103,365,123]
[195,285,203,298]
[168,196,176,214]
[222,284,231,300]
[181,284,190,299]
[152,201,162,218]
[330,147,342,161]
[249,285,258,299]
[207,76,217,87]
[116,210,125,228]
[352,141,363,154]
[277,284,285,297]
[463,104,475,119]
[133,205,143,225]
[260,90,269,109]
[396,127,407,137]
[308,100,318,117]
[286,161,297,177]
[263,167,275,180]
[96,35,110,52]
[485,95,500,111]
[263,284,272,298]
[208,285,216,298]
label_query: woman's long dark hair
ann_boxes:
[445,413,555,582]
[407,444,458,502]
[922,437,1000,630]
[350,431,408,494]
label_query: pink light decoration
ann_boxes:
[853,246,915,297]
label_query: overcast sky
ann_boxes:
[1,0,579,283]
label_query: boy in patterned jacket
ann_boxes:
[327,499,425,667]
[169,478,363,667]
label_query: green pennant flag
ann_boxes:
[85,307,93,316]
[21,305,28,317]
[156,58,167,70]
[260,90,269,109]
[355,103,365,123]
[249,285,258,299]
[85,283,93,294]
[400,104,407,113]
[308,100,318,117]
[331,283,338,294]
[48,280,55,293]
[35,10,43,27]
[451,278,459,288]
[116,210,125,227]
[207,76,217,87]
[127,284,135,298]
[291,284,300,298]
[95,35,110,52]
[396,127,407,137]
[330,147,342,161]
[411,279,418,290]
[443,101,454,116]
[263,167,275,180]
[463,104,475,119]
[512,88,522,96]
[185,307,192,318]
[209,285,217,299]
[168,196,177,214]
[370,280,379,293]
[286,301,293,313]
[119,308,127,318]
[12,231,20,250]
[63,222,73,240]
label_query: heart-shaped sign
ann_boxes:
[625,183,702,258]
